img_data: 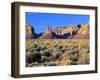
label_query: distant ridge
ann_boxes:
[26,23,89,39]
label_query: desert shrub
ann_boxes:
[60,49,66,53]
[30,48,37,52]
[26,53,33,64]
[57,45,63,49]
[53,50,63,59]
[81,52,89,64]
[40,47,45,51]
[32,51,41,61]
[42,49,52,57]
[41,56,47,62]
[43,46,47,49]
[36,46,42,51]
[78,49,89,64]
[69,50,79,65]
[26,51,31,55]
[40,50,44,54]
[46,43,50,45]
[31,46,43,52]
[43,56,53,62]
[26,51,41,63]
[33,44,38,48]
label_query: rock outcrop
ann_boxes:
[73,24,89,39]
[26,23,89,39]
[40,24,56,39]
[26,24,38,39]
[26,24,33,39]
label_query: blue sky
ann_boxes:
[26,12,89,33]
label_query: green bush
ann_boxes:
[33,44,38,48]
[53,50,63,59]
[69,50,79,65]
[57,45,63,49]
[26,53,33,63]
[42,49,52,57]
[26,51,41,63]
[30,48,37,52]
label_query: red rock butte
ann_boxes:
[26,23,89,39]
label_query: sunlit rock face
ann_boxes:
[26,24,33,39]
[73,24,89,39]
[26,23,89,39]
[26,24,37,39]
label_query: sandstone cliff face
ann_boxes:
[26,23,89,39]
[40,30,53,39]
[73,24,89,39]
[26,24,38,39]
[40,25,55,39]
[78,24,89,35]
[26,24,33,39]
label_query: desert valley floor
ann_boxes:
[26,39,89,67]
